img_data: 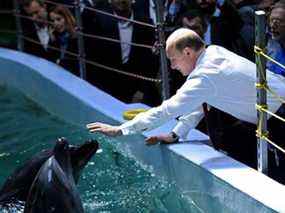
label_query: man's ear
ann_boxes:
[183,47,191,56]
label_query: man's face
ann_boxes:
[269,7,285,42]
[111,0,132,17]
[24,0,47,27]
[195,0,217,15]
[166,46,195,76]
[182,17,206,38]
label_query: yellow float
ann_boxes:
[122,108,148,120]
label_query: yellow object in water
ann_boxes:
[123,108,148,120]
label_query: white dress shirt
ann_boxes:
[119,45,285,138]
[204,7,221,45]
[118,13,134,64]
[149,0,170,25]
[149,0,157,24]
[35,25,50,50]
[204,0,225,45]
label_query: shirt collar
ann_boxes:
[213,7,221,17]
[34,23,47,31]
[150,0,155,8]
[117,12,134,27]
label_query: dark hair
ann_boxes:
[49,5,76,36]
[178,10,207,31]
[272,0,285,10]
[177,9,208,38]
[21,0,44,8]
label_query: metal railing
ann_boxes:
[255,10,285,175]
[6,0,170,100]
[255,10,268,174]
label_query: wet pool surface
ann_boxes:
[0,86,197,213]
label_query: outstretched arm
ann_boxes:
[86,122,122,137]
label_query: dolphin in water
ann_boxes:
[0,138,99,212]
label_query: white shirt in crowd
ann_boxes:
[35,25,50,50]
[204,0,224,45]
[149,0,171,25]
[149,0,157,24]
[119,45,285,139]
[80,0,94,13]
[204,8,220,45]
[117,13,134,64]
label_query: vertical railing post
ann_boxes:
[74,0,86,79]
[13,0,23,51]
[155,0,170,100]
[255,10,268,174]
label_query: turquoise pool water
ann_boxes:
[0,85,200,213]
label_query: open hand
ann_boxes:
[86,122,122,137]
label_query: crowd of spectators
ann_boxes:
[19,0,282,101]
[19,0,260,103]
[16,0,285,178]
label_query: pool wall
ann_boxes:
[0,48,284,213]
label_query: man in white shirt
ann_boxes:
[87,28,285,182]
[87,27,285,140]
[87,28,285,180]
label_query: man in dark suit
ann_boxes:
[85,0,161,106]
[193,0,250,59]
[21,0,56,61]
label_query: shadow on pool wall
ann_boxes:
[0,47,284,213]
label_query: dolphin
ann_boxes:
[0,138,99,211]
[24,138,90,213]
